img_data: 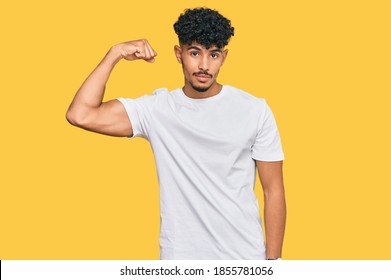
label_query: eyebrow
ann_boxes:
[187,46,223,53]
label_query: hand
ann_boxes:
[114,39,157,63]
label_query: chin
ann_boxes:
[190,82,213,93]
[192,86,210,92]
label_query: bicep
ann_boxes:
[82,99,133,137]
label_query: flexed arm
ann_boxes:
[66,39,157,137]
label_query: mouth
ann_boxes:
[193,72,212,83]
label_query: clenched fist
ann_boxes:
[114,39,157,63]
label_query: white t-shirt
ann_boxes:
[117,85,284,259]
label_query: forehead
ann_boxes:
[182,41,222,51]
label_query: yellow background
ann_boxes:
[1,0,390,259]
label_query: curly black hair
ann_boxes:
[173,7,234,49]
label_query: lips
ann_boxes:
[194,73,212,83]
[195,75,210,82]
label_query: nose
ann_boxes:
[198,55,209,71]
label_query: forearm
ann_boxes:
[264,188,286,259]
[66,46,122,121]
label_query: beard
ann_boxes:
[189,81,214,92]
[190,71,214,92]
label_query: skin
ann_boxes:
[257,160,286,259]
[66,38,286,259]
[174,42,228,99]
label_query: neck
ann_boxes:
[182,82,222,99]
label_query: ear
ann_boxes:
[174,45,182,64]
[221,49,229,65]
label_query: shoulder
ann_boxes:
[152,87,170,96]
[223,85,266,108]
[150,87,183,100]
[118,88,181,110]
[133,87,173,103]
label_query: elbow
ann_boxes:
[263,183,286,200]
[66,110,75,125]
[66,109,78,126]
[66,109,87,128]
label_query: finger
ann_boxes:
[147,40,157,57]
[144,53,155,63]
[134,46,146,59]
[145,57,155,63]
[145,42,157,62]
[142,44,155,63]
[143,43,153,60]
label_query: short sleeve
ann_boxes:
[251,99,285,161]
[117,95,154,139]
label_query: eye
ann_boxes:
[190,51,199,57]
[211,53,219,59]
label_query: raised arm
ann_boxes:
[256,160,286,259]
[66,39,157,137]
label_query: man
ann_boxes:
[66,7,286,260]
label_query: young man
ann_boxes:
[66,8,286,260]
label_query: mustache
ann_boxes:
[193,71,213,78]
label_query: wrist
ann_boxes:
[105,45,123,66]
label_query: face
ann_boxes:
[174,42,228,93]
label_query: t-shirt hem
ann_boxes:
[251,153,285,162]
